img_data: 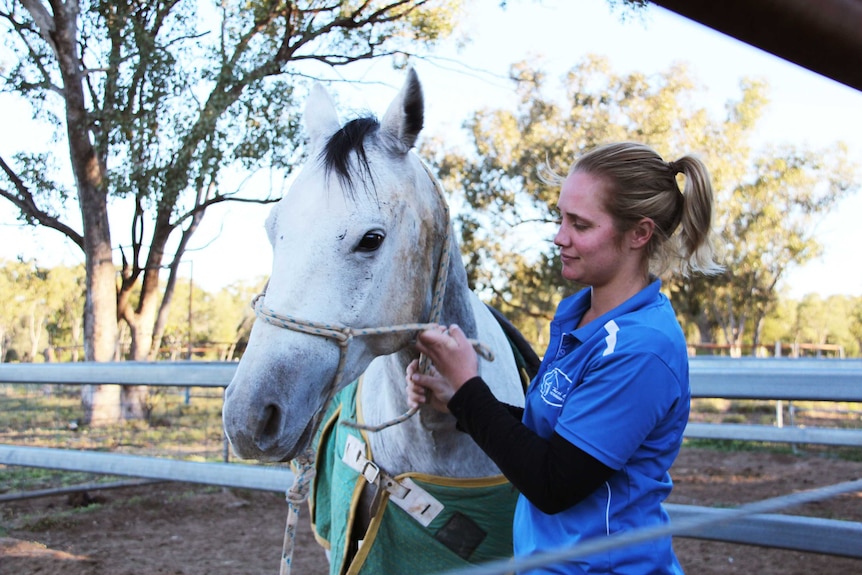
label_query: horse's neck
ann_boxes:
[437,236,478,337]
[359,244,524,477]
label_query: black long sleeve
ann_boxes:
[448,376,615,515]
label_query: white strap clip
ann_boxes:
[360,460,380,484]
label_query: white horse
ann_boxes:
[222,69,531,573]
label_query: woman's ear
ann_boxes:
[630,218,655,249]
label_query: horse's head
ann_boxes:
[223,70,447,461]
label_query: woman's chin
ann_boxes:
[560,267,582,283]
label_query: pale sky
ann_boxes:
[1,0,860,298]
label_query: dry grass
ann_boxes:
[0,384,228,494]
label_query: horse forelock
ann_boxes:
[320,116,382,199]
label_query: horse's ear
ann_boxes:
[380,68,424,151]
[304,82,342,148]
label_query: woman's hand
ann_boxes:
[405,359,451,413]
[405,324,479,413]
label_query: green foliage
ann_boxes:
[155,276,261,360]
[0,259,85,363]
[0,261,263,361]
[703,143,857,352]
[760,294,862,356]
[852,299,862,352]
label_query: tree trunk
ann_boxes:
[32,0,125,425]
[27,305,43,364]
[81,234,120,425]
[70,315,81,362]
[695,313,715,346]
[751,314,766,356]
[51,13,120,422]
[123,317,154,420]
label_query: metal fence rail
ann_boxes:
[0,361,234,387]
[0,444,291,492]
[3,357,861,397]
[1,359,861,559]
[4,359,861,446]
[685,357,862,445]
[687,357,862,401]
[683,422,862,445]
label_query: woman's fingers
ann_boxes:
[416,324,463,361]
[405,359,424,408]
[414,328,448,354]
[414,324,478,389]
[445,324,470,348]
[406,324,479,414]
[405,357,454,413]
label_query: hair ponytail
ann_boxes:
[673,155,722,275]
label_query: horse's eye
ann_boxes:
[356,232,385,252]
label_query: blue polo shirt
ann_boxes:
[514,279,689,574]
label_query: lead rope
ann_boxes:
[280,450,315,575]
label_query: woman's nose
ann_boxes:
[553,226,567,247]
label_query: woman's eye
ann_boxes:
[571,217,590,231]
[356,232,385,252]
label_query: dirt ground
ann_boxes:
[2,446,861,575]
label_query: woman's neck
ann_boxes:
[579,273,651,328]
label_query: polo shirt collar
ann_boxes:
[562,278,662,344]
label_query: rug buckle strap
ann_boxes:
[342,435,444,527]
[386,477,444,527]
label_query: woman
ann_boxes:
[406,142,720,574]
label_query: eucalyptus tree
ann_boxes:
[39,263,86,361]
[0,0,470,422]
[425,56,857,352]
[709,148,856,353]
[794,294,860,357]
[203,279,261,361]
[0,259,85,362]
[9,260,51,362]
[0,259,33,362]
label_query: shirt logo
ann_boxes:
[539,368,572,407]
[602,320,619,356]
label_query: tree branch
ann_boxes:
[0,155,84,248]
[18,0,58,52]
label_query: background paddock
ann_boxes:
[1,359,861,573]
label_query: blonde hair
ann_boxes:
[541,142,721,277]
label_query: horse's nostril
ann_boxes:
[257,404,281,445]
